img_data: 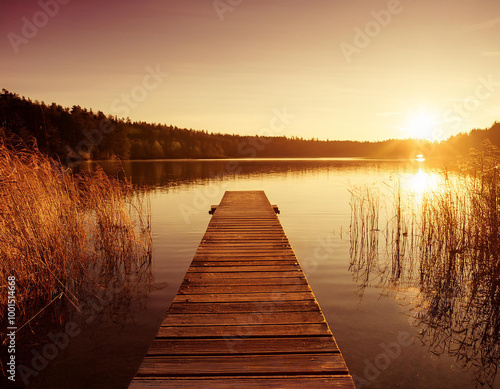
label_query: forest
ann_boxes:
[1,89,499,163]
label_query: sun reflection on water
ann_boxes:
[402,169,441,197]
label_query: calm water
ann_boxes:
[23,159,499,389]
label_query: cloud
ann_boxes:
[463,17,500,32]
[483,51,500,57]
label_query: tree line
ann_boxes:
[1,89,498,162]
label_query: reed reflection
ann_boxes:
[350,147,500,388]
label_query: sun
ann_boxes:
[403,109,437,140]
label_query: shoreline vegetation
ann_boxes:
[349,142,500,388]
[1,89,499,162]
[0,140,152,344]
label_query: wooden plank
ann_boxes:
[181,277,308,286]
[199,243,290,246]
[179,284,311,294]
[161,311,326,326]
[194,251,296,256]
[158,323,332,338]
[173,292,315,303]
[130,191,354,388]
[202,235,287,239]
[200,238,288,241]
[186,265,300,273]
[130,376,355,389]
[146,337,339,355]
[200,236,290,242]
[168,301,320,314]
[191,253,298,258]
[136,354,348,376]
[203,232,286,235]
[195,254,297,262]
[183,271,305,279]
[192,255,297,261]
[189,260,298,266]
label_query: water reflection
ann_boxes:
[23,255,154,389]
[350,168,500,388]
[81,158,439,188]
[46,158,498,389]
[403,169,441,196]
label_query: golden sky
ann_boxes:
[1,0,499,141]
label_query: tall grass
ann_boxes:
[349,184,380,291]
[349,179,418,292]
[349,143,500,387]
[0,141,152,337]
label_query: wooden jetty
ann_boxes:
[130,191,355,388]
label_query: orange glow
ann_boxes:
[0,2,499,141]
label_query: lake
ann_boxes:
[24,158,499,389]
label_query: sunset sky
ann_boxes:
[1,0,499,141]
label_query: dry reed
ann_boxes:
[0,140,152,338]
